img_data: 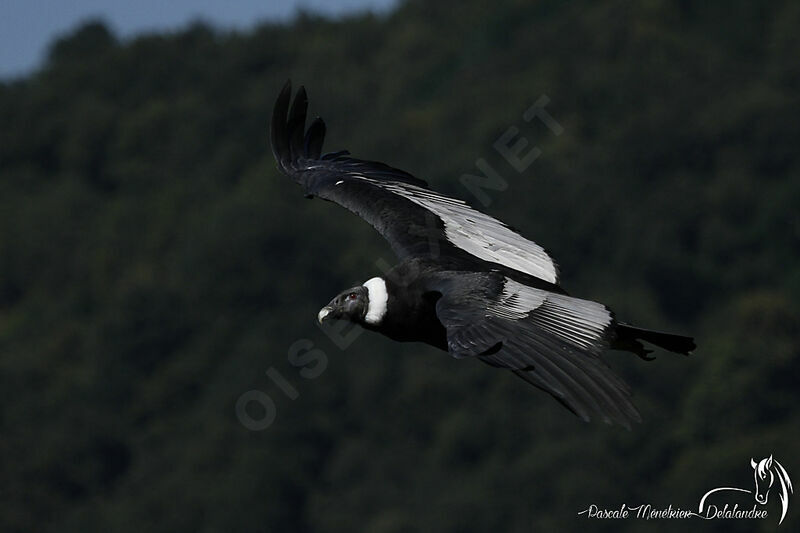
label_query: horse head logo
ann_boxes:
[750,455,793,524]
[752,456,774,504]
[699,455,793,525]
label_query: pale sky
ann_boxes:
[0,0,398,79]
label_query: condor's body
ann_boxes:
[271,81,695,428]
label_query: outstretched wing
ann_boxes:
[271,81,559,285]
[431,272,641,428]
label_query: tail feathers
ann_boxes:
[613,323,696,357]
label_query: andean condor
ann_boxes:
[271,81,695,428]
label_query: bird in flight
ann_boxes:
[271,81,695,428]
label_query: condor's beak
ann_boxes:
[317,306,333,324]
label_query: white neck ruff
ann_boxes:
[363,277,388,325]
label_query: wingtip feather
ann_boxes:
[270,80,293,168]
[304,117,326,159]
[287,86,309,160]
[271,81,330,174]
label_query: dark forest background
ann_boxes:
[1,1,798,531]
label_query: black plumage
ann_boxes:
[271,81,696,428]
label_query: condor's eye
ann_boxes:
[348,293,357,300]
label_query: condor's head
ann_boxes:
[317,277,388,326]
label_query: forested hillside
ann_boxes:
[1,1,798,531]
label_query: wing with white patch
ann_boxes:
[432,273,640,428]
[271,81,560,285]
